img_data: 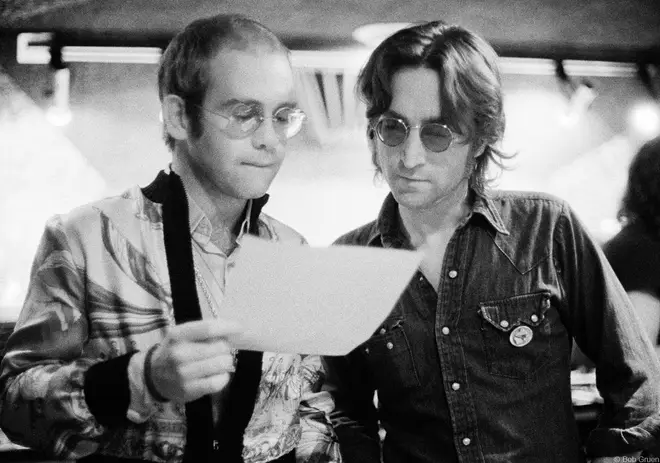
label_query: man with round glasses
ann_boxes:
[320,21,660,463]
[0,14,337,463]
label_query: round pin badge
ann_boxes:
[509,325,533,347]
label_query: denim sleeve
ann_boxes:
[321,352,381,463]
[555,202,660,456]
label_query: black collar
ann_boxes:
[141,170,270,236]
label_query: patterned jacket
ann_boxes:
[0,170,340,462]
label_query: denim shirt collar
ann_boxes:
[471,190,510,236]
[370,189,510,247]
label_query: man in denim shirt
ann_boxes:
[321,21,660,463]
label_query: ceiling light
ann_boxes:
[17,32,162,64]
[62,46,162,64]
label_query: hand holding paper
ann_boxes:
[219,235,423,355]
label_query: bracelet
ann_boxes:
[144,343,169,403]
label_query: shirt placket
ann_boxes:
[435,225,484,463]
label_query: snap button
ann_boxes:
[530,314,539,323]
[499,320,509,328]
[462,437,471,446]
[441,326,450,335]
[364,347,370,354]
[386,342,394,350]
[448,270,458,279]
[451,382,460,391]
[379,328,386,335]
[542,298,551,309]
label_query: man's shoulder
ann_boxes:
[333,220,378,246]
[488,189,567,207]
[49,185,149,234]
[258,213,307,245]
[479,190,575,243]
[486,189,568,218]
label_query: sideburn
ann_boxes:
[463,153,477,180]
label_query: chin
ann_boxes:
[235,186,269,200]
[392,190,431,209]
[228,169,278,199]
[237,180,274,199]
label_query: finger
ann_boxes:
[164,340,234,365]
[180,354,236,379]
[185,373,232,402]
[169,318,242,342]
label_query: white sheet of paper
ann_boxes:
[219,235,423,356]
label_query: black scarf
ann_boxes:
[151,170,264,462]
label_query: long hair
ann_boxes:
[157,14,288,151]
[357,21,513,192]
[618,136,660,240]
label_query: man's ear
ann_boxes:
[162,94,190,143]
[367,126,382,172]
[367,127,377,152]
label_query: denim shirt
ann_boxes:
[322,190,660,463]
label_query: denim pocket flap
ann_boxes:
[479,291,552,332]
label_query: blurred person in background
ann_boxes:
[604,136,660,357]
[0,14,338,463]
[320,21,660,463]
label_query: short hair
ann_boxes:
[618,136,660,239]
[357,21,511,192]
[157,14,290,151]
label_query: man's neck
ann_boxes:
[398,180,471,249]
[171,157,247,235]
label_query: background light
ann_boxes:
[46,105,73,126]
[629,102,660,140]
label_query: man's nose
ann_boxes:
[400,128,426,168]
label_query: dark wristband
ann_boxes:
[144,343,169,403]
[84,353,134,426]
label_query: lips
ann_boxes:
[243,162,276,169]
[399,175,425,182]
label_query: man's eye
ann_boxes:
[230,104,259,120]
[232,113,255,122]
[275,113,292,123]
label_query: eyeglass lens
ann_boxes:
[376,118,452,152]
[227,107,305,140]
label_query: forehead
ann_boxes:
[205,50,295,106]
[388,67,442,121]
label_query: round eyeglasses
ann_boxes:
[373,116,454,153]
[194,104,307,140]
